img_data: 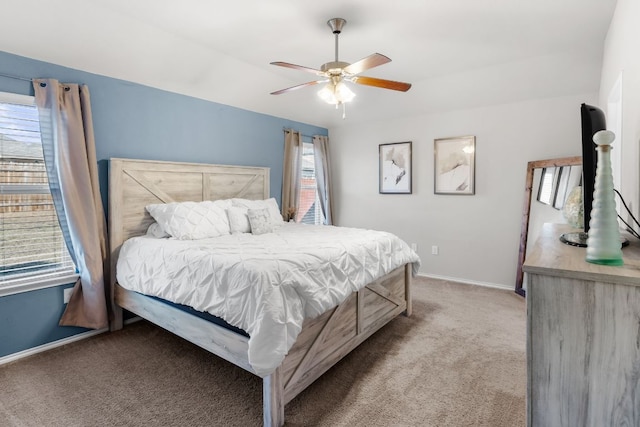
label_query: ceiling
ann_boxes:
[1,0,617,128]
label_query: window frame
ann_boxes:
[298,142,326,225]
[0,91,78,297]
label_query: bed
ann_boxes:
[108,157,418,427]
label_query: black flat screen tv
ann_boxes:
[581,103,606,233]
[560,103,605,247]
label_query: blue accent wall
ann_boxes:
[0,285,87,356]
[0,50,327,358]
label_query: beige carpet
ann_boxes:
[0,278,526,427]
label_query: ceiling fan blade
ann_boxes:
[270,61,325,76]
[352,76,412,92]
[343,53,391,75]
[270,80,325,95]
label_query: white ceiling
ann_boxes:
[1,0,617,128]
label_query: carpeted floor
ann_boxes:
[0,277,526,427]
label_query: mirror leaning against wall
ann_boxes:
[515,156,582,296]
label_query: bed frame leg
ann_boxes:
[110,305,123,331]
[109,281,123,332]
[263,367,284,427]
[404,264,412,317]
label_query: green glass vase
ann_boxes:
[585,130,623,266]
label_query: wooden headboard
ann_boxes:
[108,157,270,289]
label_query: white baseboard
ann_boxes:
[0,316,142,366]
[417,273,513,291]
[124,316,143,325]
[0,328,108,366]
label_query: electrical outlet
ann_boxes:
[431,245,439,255]
[410,243,417,252]
[63,288,73,304]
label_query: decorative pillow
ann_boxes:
[146,222,170,238]
[231,198,283,226]
[247,208,274,235]
[145,201,230,240]
[227,206,251,234]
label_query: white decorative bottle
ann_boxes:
[585,130,623,265]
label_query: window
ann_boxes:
[0,91,76,292]
[297,142,325,225]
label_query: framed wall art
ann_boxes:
[379,141,412,194]
[434,135,475,195]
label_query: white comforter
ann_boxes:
[116,223,420,377]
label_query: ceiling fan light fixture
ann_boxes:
[335,81,355,103]
[270,16,411,117]
[317,83,335,104]
[317,80,355,105]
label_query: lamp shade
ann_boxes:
[334,81,355,103]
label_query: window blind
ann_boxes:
[537,167,556,206]
[0,95,76,286]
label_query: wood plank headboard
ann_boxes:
[108,157,270,309]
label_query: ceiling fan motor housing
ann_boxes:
[321,61,350,76]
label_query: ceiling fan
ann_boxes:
[270,18,412,117]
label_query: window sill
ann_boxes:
[0,273,79,297]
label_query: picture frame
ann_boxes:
[434,136,475,195]
[379,141,412,194]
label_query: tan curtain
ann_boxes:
[33,79,109,330]
[312,135,334,225]
[281,129,302,221]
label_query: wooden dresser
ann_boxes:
[523,223,640,427]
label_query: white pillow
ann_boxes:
[232,198,283,226]
[248,208,274,235]
[209,199,233,210]
[145,201,230,240]
[264,198,284,225]
[146,222,170,238]
[227,206,251,234]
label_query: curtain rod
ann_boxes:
[283,128,315,139]
[0,72,32,83]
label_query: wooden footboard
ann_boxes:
[279,264,410,404]
[263,263,413,426]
